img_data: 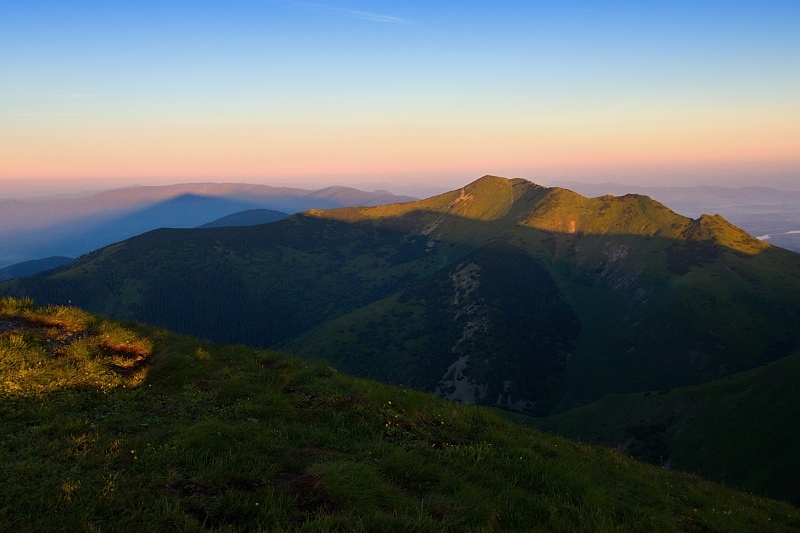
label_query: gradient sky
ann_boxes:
[2,1,799,195]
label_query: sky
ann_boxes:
[1,1,799,196]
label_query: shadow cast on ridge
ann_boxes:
[2,194,799,418]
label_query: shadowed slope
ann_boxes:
[198,209,289,228]
[536,349,800,503]
[0,256,74,281]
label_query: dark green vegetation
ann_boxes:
[4,176,800,502]
[0,256,73,281]
[1,297,797,531]
[199,209,289,228]
[535,348,800,503]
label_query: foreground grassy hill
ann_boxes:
[535,349,800,504]
[1,297,797,531]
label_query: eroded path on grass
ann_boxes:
[0,318,27,334]
[0,311,155,396]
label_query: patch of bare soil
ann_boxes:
[0,317,152,377]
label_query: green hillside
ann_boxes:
[199,208,289,228]
[535,350,800,503]
[282,240,581,415]
[288,176,800,411]
[3,175,800,419]
[1,297,797,531]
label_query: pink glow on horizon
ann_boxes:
[1,106,798,188]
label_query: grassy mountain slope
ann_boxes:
[535,350,800,503]
[283,240,581,415]
[512,193,800,410]
[199,209,289,228]
[2,215,445,348]
[289,177,800,411]
[1,297,797,531]
[0,256,73,282]
[3,176,800,418]
[551,181,800,253]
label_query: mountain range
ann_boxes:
[4,179,799,275]
[0,183,415,269]
[3,175,799,502]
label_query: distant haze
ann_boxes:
[2,170,799,202]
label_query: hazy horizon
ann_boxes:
[2,1,798,195]
[2,170,800,201]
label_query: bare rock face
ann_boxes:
[437,261,489,404]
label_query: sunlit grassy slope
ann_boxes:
[1,297,797,531]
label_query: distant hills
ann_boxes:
[0,256,73,282]
[4,175,800,501]
[0,183,415,269]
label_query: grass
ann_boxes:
[534,349,800,503]
[0,297,798,531]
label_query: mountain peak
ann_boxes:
[519,184,689,238]
[467,175,549,196]
[689,213,769,254]
[308,175,527,223]
[309,176,771,249]
[305,177,786,260]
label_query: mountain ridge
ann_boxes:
[3,175,799,499]
[198,208,289,228]
[0,182,416,268]
[310,176,766,253]
[4,176,797,413]
[0,256,74,282]
[549,180,800,253]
